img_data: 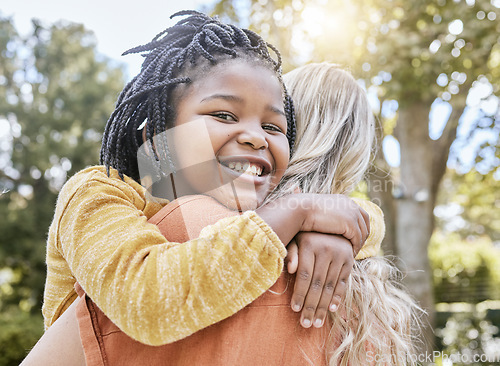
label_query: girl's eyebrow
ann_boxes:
[201,94,285,117]
[268,105,286,117]
[201,94,242,103]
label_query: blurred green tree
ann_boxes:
[207,0,500,347]
[0,14,124,365]
[436,310,499,364]
[437,168,500,242]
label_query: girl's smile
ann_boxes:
[218,155,270,179]
[167,60,290,210]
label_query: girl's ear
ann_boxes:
[142,124,147,143]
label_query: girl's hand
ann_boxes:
[286,232,354,328]
[300,194,370,256]
[257,194,370,256]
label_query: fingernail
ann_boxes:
[314,319,323,328]
[302,319,311,327]
[329,304,337,312]
[292,304,301,312]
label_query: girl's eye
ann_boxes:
[210,112,237,122]
[263,123,285,134]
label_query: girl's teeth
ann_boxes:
[224,162,263,176]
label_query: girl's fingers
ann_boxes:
[312,260,341,328]
[290,232,356,329]
[355,214,369,255]
[360,207,370,237]
[298,256,330,328]
[347,225,363,256]
[285,240,299,274]
[290,249,315,318]
[360,208,370,240]
[329,259,353,313]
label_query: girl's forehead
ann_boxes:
[186,60,283,97]
[193,64,282,103]
[192,58,278,82]
[168,59,286,129]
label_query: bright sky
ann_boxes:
[1,0,213,79]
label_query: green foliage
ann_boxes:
[0,14,124,307]
[429,232,500,303]
[209,0,500,98]
[209,0,500,233]
[205,0,240,23]
[207,0,303,71]
[436,309,500,365]
[0,307,43,366]
[437,168,500,241]
[431,232,500,362]
[0,14,124,363]
[346,0,500,104]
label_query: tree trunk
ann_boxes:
[367,159,397,256]
[396,102,436,350]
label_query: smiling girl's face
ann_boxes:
[166,60,290,211]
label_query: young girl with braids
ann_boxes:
[33,10,383,360]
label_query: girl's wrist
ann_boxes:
[256,194,308,245]
[289,194,310,231]
[279,193,317,236]
[287,193,315,232]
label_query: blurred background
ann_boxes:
[1,0,499,364]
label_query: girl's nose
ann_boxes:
[236,126,268,150]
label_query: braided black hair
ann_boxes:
[100,10,296,182]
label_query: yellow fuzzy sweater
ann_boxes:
[43,166,384,346]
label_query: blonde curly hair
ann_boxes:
[277,62,424,365]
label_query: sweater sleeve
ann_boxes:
[55,169,286,346]
[351,198,385,260]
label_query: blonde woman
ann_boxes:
[281,63,423,365]
[23,63,422,365]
